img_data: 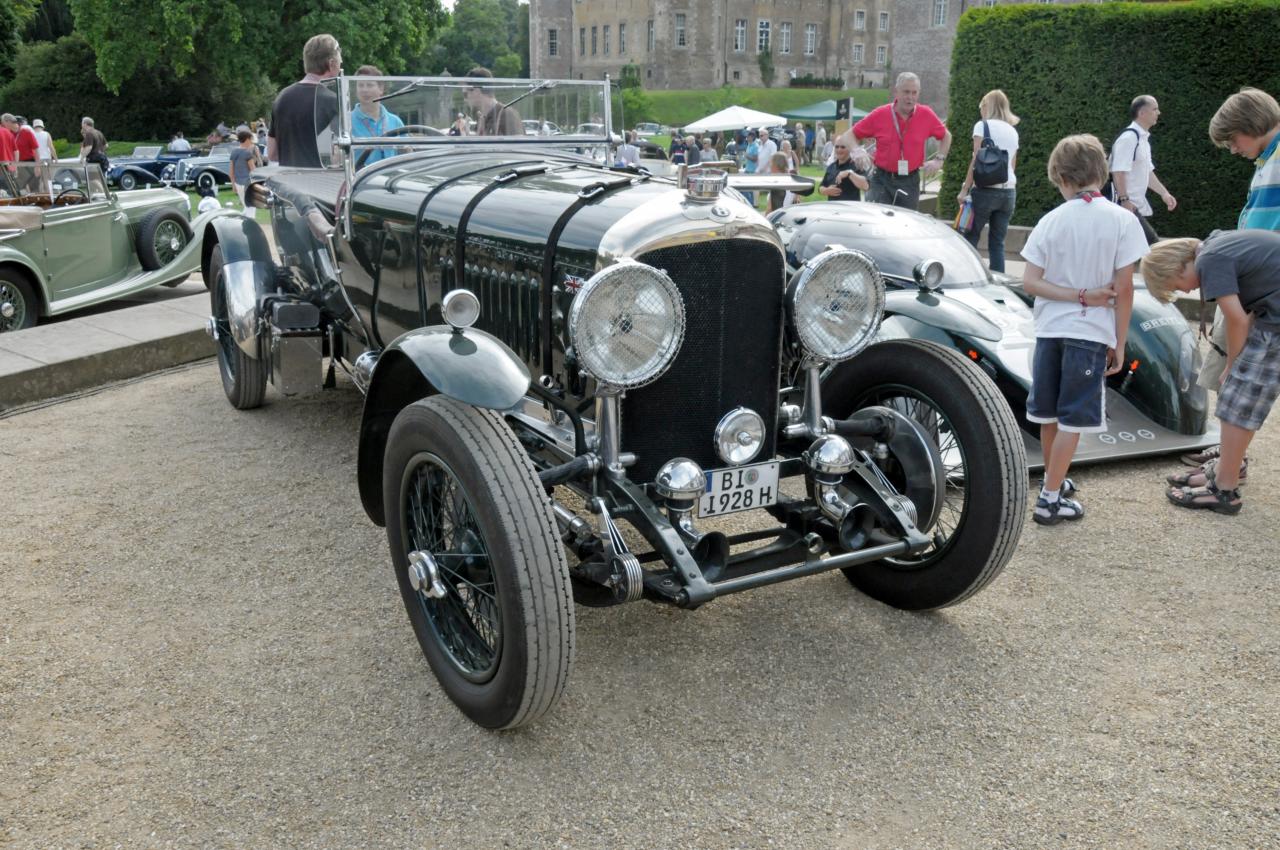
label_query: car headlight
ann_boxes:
[568,260,685,389]
[788,248,885,362]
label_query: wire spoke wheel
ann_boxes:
[853,386,967,568]
[383,397,575,729]
[153,219,188,266]
[822,340,1026,610]
[0,277,31,332]
[404,453,502,681]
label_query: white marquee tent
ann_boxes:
[681,105,788,134]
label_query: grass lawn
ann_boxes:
[643,87,889,130]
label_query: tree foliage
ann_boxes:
[0,34,274,141]
[0,3,22,87]
[427,0,528,76]
[943,0,1280,236]
[67,0,446,92]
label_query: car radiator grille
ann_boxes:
[624,239,785,484]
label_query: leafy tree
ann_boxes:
[426,0,529,77]
[493,52,522,79]
[757,48,775,89]
[21,0,74,42]
[67,0,446,92]
[0,3,21,86]
[0,34,274,141]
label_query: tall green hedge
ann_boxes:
[942,0,1280,237]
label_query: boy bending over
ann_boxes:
[1021,135,1149,525]
[1141,230,1280,515]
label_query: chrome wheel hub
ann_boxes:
[0,301,13,319]
[407,550,448,599]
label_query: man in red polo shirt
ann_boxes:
[0,114,16,178]
[853,71,951,210]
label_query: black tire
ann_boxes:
[823,339,1027,610]
[383,396,575,729]
[136,208,193,271]
[196,171,217,192]
[118,172,137,190]
[0,269,38,333]
[208,244,267,409]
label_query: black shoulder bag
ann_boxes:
[972,120,1009,187]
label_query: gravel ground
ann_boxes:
[1,361,1277,849]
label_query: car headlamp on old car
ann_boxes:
[788,248,885,362]
[913,258,945,291]
[568,260,685,389]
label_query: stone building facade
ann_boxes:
[530,0,895,91]
[530,1,1090,117]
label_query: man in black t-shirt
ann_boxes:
[268,34,342,167]
[819,134,869,202]
[463,67,522,136]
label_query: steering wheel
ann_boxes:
[54,187,89,204]
[355,124,445,168]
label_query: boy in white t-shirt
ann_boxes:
[1020,134,1150,525]
[195,184,221,215]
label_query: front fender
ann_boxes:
[202,214,274,359]
[884,289,1003,343]
[356,327,531,526]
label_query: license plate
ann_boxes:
[698,462,780,518]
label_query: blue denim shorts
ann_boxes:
[1026,337,1109,433]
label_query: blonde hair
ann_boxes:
[303,34,340,75]
[1140,238,1200,304]
[1046,134,1108,191]
[1209,87,1280,147]
[770,152,789,172]
[979,89,1019,126]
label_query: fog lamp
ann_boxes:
[714,407,766,465]
[913,258,945,291]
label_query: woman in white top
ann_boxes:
[956,89,1020,272]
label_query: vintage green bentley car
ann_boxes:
[0,162,233,333]
[200,75,1028,730]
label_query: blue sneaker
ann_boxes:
[1033,495,1084,526]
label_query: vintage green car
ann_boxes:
[0,162,233,333]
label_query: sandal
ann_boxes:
[1166,481,1243,515]
[1180,445,1220,467]
[1165,457,1247,488]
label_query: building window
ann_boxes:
[933,0,948,26]
[591,26,598,55]
[805,23,817,55]
[880,11,890,31]
[548,29,558,57]
[779,22,792,54]
[579,28,586,56]
[733,70,741,81]
[647,19,654,51]
[876,45,887,66]
[855,10,866,31]
[619,22,626,54]
[603,25,610,55]
[734,19,747,51]
[852,43,864,64]
[757,20,770,52]
[984,0,997,5]
[675,13,686,47]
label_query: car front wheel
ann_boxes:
[823,339,1028,610]
[0,270,37,333]
[208,244,267,409]
[119,172,137,190]
[383,396,575,730]
[196,172,217,192]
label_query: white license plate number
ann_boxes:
[698,462,780,518]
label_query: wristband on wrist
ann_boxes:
[1078,289,1088,312]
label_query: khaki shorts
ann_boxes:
[1197,311,1229,392]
